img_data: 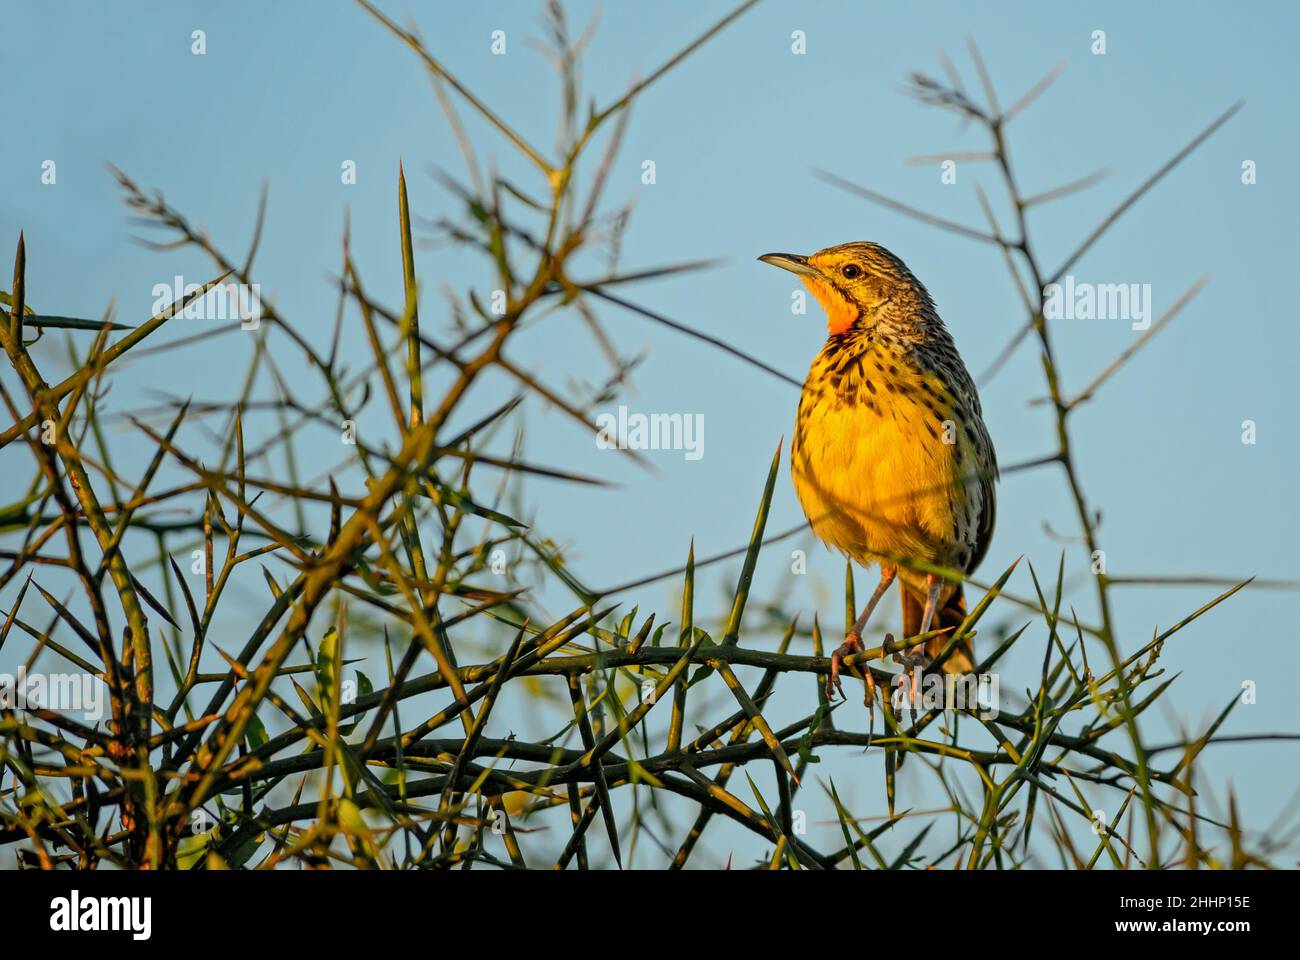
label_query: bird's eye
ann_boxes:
[841,264,862,279]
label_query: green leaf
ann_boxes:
[720,439,782,647]
[889,823,933,870]
[243,713,268,751]
[795,703,828,766]
[339,670,374,735]
[0,290,34,315]
[0,491,42,529]
[315,626,340,720]
[23,315,132,331]
[421,479,526,528]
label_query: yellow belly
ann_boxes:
[792,359,981,588]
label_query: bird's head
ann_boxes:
[758,241,931,337]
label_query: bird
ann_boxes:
[758,242,997,707]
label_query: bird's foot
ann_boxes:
[827,632,874,704]
[891,643,931,717]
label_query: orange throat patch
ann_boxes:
[800,276,860,336]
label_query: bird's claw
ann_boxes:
[826,632,865,702]
[892,643,931,717]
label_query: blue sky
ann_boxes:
[3,1,1298,865]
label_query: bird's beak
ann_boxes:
[757,252,818,278]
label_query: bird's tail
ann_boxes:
[902,584,974,674]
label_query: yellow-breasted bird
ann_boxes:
[759,242,997,704]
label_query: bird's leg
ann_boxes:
[918,572,943,635]
[893,573,944,710]
[828,565,896,702]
